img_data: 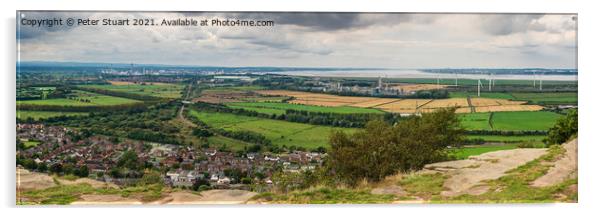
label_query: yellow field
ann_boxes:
[255,90,542,114]
[475,105,543,112]
[348,98,400,108]
[394,84,448,93]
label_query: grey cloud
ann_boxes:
[479,14,544,35]
[181,12,423,31]
[17,11,90,40]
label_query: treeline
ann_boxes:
[190,102,389,128]
[74,86,164,101]
[17,102,149,112]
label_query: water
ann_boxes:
[279,69,578,81]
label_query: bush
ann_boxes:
[544,109,577,146]
[328,108,464,185]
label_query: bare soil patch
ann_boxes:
[532,139,578,187]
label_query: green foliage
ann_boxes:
[328,108,465,185]
[544,109,578,145]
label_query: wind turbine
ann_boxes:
[455,72,458,87]
[539,73,543,91]
[488,73,492,91]
[477,79,483,97]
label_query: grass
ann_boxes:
[449,144,519,160]
[189,109,356,149]
[460,111,561,131]
[80,83,183,98]
[440,144,577,203]
[23,140,41,148]
[466,135,546,143]
[17,90,141,107]
[19,182,165,205]
[17,110,88,120]
[511,92,577,105]
[491,111,562,131]
[450,92,515,99]
[399,173,447,198]
[253,187,397,204]
[459,112,492,130]
[226,102,384,115]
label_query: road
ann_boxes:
[178,83,196,128]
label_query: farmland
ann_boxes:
[460,111,562,131]
[226,102,384,115]
[189,109,356,149]
[448,144,519,160]
[490,111,562,131]
[17,90,141,107]
[17,111,88,120]
[450,92,515,99]
[79,82,183,98]
[466,135,546,143]
[450,91,577,105]
[256,90,543,114]
[511,92,577,105]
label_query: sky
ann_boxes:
[17,12,577,69]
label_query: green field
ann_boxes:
[80,83,183,98]
[449,144,519,159]
[23,140,41,148]
[491,111,562,131]
[450,92,515,99]
[460,111,561,131]
[17,111,88,120]
[226,102,384,115]
[17,90,141,107]
[189,110,356,149]
[510,92,577,105]
[459,113,492,130]
[466,135,546,143]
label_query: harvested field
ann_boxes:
[374,99,432,113]
[470,98,524,106]
[474,105,543,112]
[394,84,448,92]
[422,98,469,108]
[256,90,541,114]
[350,98,400,108]
[196,90,289,104]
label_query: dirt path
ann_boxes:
[422,148,547,196]
[177,83,197,128]
[532,139,578,187]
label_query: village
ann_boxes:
[16,123,326,191]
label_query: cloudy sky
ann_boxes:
[17,12,577,68]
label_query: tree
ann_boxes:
[49,163,63,174]
[117,150,141,171]
[328,108,464,185]
[544,109,578,145]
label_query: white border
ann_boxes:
[2,0,601,215]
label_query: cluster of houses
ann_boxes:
[17,123,327,190]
